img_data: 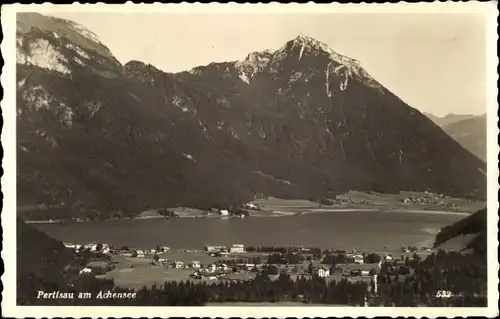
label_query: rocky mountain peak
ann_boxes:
[16,13,122,77]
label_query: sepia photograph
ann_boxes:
[1,2,498,317]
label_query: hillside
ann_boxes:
[16,13,486,220]
[442,115,487,162]
[434,208,487,254]
[17,218,75,304]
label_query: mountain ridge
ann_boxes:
[16,13,486,220]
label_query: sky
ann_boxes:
[49,12,487,116]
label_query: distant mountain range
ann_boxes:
[424,113,486,161]
[423,112,478,127]
[16,13,486,219]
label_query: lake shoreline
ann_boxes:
[24,206,471,224]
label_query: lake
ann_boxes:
[32,210,466,251]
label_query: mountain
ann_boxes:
[434,208,487,255]
[16,14,487,220]
[442,115,487,162]
[424,112,478,127]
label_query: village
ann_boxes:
[63,240,434,291]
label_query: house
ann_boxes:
[191,261,201,269]
[220,252,230,257]
[361,270,370,277]
[63,242,76,249]
[159,258,168,263]
[79,267,92,275]
[174,261,185,269]
[205,245,225,252]
[208,264,217,272]
[220,209,230,216]
[245,203,257,209]
[229,244,245,253]
[84,243,96,251]
[350,269,362,276]
[317,267,330,278]
[385,255,393,261]
[245,264,256,271]
[354,257,364,265]
[218,264,228,271]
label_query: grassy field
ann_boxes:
[252,191,485,216]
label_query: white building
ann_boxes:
[354,257,364,265]
[191,261,201,269]
[209,264,217,272]
[245,264,256,270]
[79,267,92,275]
[245,203,257,209]
[218,264,228,271]
[229,244,245,253]
[220,209,230,216]
[385,255,393,261]
[361,270,370,277]
[63,242,76,249]
[317,267,330,278]
[205,245,225,252]
[174,261,184,268]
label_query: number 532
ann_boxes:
[436,290,452,298]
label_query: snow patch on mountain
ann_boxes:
[73,56,85,66]
[172,96,185,110]
[21,85,74,127]
[290,71,303,84]
[183,153,195,161]
[299,43,306,60]
[234,50,273,83]
[325,61,333,97]
[17,37,71,75]
[333,65,352,92]
[65,43,91,59]
[83,100,102,119]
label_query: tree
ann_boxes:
[365,253,382,264]
[307,261,314,274]
[268,265,279,275]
